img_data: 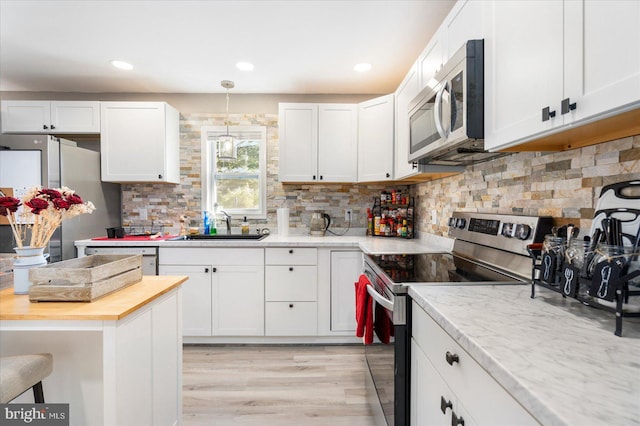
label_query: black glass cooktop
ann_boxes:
[367,253,521,284]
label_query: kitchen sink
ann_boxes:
[168,234,267,241]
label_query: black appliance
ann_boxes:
[362,212,553,425]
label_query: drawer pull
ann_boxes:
[445,351,459,366]
[452,411,465,426]
[440,396,452,414]
[289,303,294,308]
[289,267,294,271]
[212,267,217,273]
[289,249,294,254]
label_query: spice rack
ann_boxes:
[527,244,640,337]
[370,196,415,239]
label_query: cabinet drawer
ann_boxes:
[265,248,317,265]
[265,265,317,301]
[160,247,264,265]
[265,302,318,336]
[412,301,538,425]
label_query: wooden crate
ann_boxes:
[28,254,143,302]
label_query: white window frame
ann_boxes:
[201,125,267,219]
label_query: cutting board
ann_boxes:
[589,180,640,247]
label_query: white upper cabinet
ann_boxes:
[417,32,446,91]
[394,63,423,180]
[100,102,180,184]
[563,1,640,123]
[443,0,488,59]
[484,1,564,151]
[318,104,358,182]
[358,94,395,182]
[1,100,100,133]
[485,0,640,151]
[279,103,357,183]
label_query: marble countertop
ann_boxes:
[409,284,640,426]
[75,232,453,255]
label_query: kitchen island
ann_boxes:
[0,275,186,426]
[409,284,640,426]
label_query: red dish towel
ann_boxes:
[355,274,374,344]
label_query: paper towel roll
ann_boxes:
[277,208,289,236]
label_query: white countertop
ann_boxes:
[409,284,640,426]
[75,232,453,254]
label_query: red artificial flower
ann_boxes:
[25,198,50,214]
[66,194,84,205]
[0,196,21,216]
[52,198,71,210]
[39,188,63,200]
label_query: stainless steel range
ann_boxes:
[362,212,553,426]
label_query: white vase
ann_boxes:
[13,246,48,294]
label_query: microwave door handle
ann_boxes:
[434,81,450,139]
[366,284,394,312]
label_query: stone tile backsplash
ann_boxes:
[122,111,639,239]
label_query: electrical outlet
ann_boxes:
[431,210,437,224]
[139,208,148,220]
[345,209,353,221]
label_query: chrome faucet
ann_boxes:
[221,210,232,235]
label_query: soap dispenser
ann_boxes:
[241,217,250,235]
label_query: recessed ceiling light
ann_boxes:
[236,61,255,71]
[354,63,372,72]
[110,60,133,71]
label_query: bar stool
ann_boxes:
[0,353,53,403]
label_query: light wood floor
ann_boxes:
[183,345,378,425]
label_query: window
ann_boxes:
[201,126,267,219]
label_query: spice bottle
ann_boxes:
[367,208,373,236]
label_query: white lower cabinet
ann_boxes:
[330,250,362,332]
[265,248,318,336]
[159,248,264,337]
[411,300,539,425]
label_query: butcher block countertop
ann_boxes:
[0,275,187,321]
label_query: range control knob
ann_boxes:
[448,217,457,227]
[515,224,531,240]
[455,218,466,229]
[501,223,514,238]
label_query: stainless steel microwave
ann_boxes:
[408,39,503,166]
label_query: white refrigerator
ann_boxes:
[0,135,121,261]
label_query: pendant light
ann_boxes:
[217,80,237,161]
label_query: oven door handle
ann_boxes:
[366,284,394,312]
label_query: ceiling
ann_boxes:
[0,0,455,95]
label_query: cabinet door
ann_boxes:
[100,102,176,183]
[564,0,640,123]
[50,101,100,133]
[265,302,318,336]
[318,104,358,182]
[358,94,395,182]
[444,0,487,59]
[159,264,212,336]
[394,63,422,180]
[418,32,446,90]
[1,100,50,133]
[278,103,318,182]
[212,264,264,336]
[330,251,361,332]
[484,1,564,151]
[411,339,455,426]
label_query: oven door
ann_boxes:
[364,271,409,426]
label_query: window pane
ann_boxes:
[216,141,260,173]
[216,178,259,210]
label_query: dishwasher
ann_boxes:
[84,246,158,275]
